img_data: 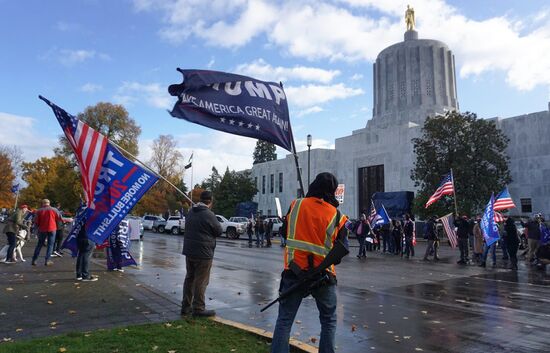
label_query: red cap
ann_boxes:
[20,204,29,209]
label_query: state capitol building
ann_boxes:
[248,23,550,220]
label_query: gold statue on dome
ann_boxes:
[405,5,415,31]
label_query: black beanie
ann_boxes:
[306,172,339,207]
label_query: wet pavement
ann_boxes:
[128,232,550,353]
[2,230,549,353]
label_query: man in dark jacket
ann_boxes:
[181,191,223,317]
[454,215,470,264]
[423,216,440,261]
[523,215,542,264]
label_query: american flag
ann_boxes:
[494,211,505,223]
[40,96,107,208]
[494,187,516,211]
[367,200,377,224]
[439,213,458,248]
[425,172,455,208]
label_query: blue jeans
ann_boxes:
[357,236,366,257]
[256,232,264,245]
[271,273,337,353]
[32,231,55,264]
[482,242,497,265]
[76,238,95,278]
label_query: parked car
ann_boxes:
[142,215,164,230]
[216,215,246,239]
[165,216,185,235]
[229,217,249,226]
[0,213,8,223]
[264,217,283,235]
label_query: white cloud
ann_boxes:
[114,82,174,109]
[41,47,111,66]
[292,137,334,152]
[55,21,80,32]
[138,131,256,186]
[80,83,103,93]
[285,83,364,107]
[235,59,340,83]
[351,73,363,81]
[295,106,324,118]
[136,0,550,91]
[0,113,56,162]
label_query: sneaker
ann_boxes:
[180,308,192,316]
[82,276,98,282]
[55,251,63,257]
[4,260,16,264]
[192,309,216,317]
[115,268,124,273]
[51,253,59,257]
[76,277,83,281]
[31,261,37,266]
[45,261,54,266]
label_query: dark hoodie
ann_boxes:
[182,203,223,259]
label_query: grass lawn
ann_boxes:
[0,318,276,353]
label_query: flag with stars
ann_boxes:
[40,96,159,245]
[168,69,293,151]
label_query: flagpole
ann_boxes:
[190,151,194,200]
[14,189,19,209]
[450,168,459,216]
[290,132,305,198]
[110,141,194,205]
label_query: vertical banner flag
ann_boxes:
[425,172,454,208]
[367,200,377,224]
[11,184,19,193]
[480,194,500,246]
[40,96,159,244]
[540,223,550,245]
[274,197,282,219]
[494,187,516,211]
[439,213,458,248]
[335,184,345,205]
[106,219,137,270]
[168,69,293,151]
[61,202,87,257]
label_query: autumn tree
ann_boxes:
[57,102,141,158]
[200,167,222,193]
[0,149,16,209]
[411,111,511,218]
[19,156,81,211]
[134,135,187,216]
[252,140,276,164]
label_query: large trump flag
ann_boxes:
[40,96,158,244]
[168,69,293,151]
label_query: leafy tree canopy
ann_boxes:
[207,168,257,218]
[0,149,16,209]
[252,140,276,164]
[411,111,511,219]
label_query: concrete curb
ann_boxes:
[212,317,318,353]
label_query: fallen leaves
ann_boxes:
[421,310,428,315]
[68,310,77,314]
[164,323,172,328]
[3,337,13,342]
[6,287,13,291]
[15,328,23,332]
[351,324,357,332]
[152,346,158,351]
[310,337,317,343]
[59,348,67,352]
[47,300,54,305]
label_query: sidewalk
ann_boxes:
[0,239,180,342]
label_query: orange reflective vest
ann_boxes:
[284,197,348,276]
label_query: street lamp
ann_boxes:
[307,134,312,189]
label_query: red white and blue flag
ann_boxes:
[439,213,458,248]
[40,96,158,245]
[494,187,516,211]
[40,96,107,208]
[425,172,455,208]
[367,200,377,224]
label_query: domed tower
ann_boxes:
[370,14,458,127]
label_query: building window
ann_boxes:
[268,209,272,216]
[270,174,274,193]
[358,165,385,215]
[412,79,419,96]
[262,175,266,194]
[399,81,406,100]
[255,177,258,190]
[279,172,283,192]
[426,79,432,96]
[521,198,532,213]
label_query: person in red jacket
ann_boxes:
[31,199,62,266]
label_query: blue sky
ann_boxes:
[1,0,550,184]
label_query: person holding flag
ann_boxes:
[503,217,520,270]
[479,194,500,268]
[454,215,471,265]
[403,214,415,259]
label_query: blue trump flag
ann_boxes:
[480,193,500,246]
[168,69,293,151]
[11,184,19,193]
[106,219,137,270]
[371,205,391,227]
[42,98,159,245]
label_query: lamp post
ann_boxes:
[307,134,312,189]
